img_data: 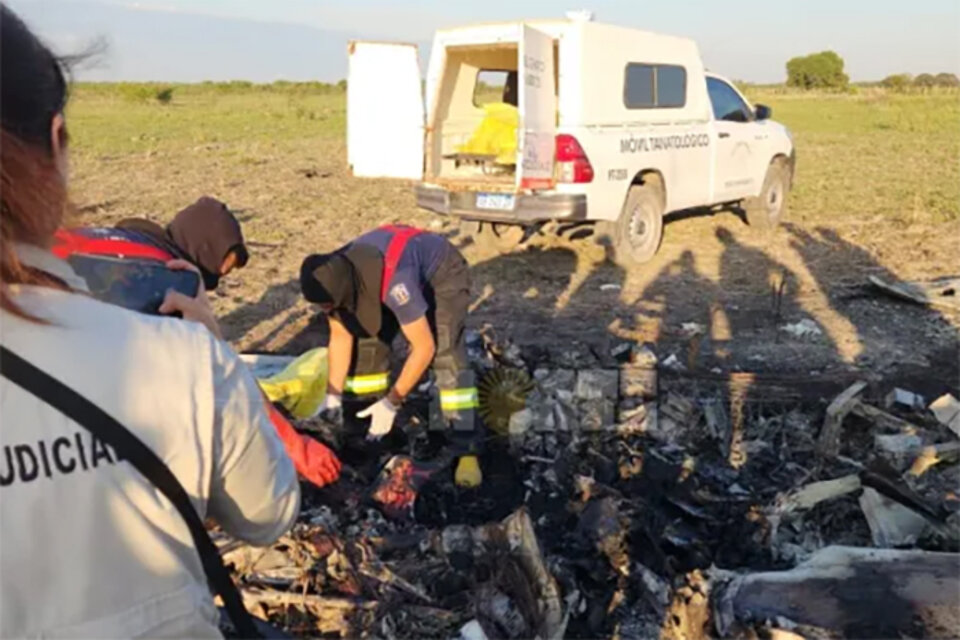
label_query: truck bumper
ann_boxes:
[416,185,587,223]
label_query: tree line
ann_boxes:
[785,51,958,90]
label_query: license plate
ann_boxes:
[476,192,515,211]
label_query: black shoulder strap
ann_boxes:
[0,346,261,639]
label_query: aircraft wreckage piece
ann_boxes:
[713,546,960,638]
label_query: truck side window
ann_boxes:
[706,77,752,123]
[624,63,687,109]
[656,66,686,107]
[624,64,654,107]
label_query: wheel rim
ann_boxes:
[628,203,656,254]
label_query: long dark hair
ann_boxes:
[1,3,71,320]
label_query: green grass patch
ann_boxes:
[746,89,960,223]
[65,83,959,223]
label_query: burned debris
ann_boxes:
[235,330,960,638]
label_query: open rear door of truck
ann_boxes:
[347,41,424,180]
[517,25,557,191]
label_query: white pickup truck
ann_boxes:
[347,14,795,264]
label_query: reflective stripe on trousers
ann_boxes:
[440,387,479,412]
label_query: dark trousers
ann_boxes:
[345,250,479,455]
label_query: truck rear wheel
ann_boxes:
[612,181,664,266]
[460,220,524,254]
[744,159,790,230]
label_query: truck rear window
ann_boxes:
[475,70,518,107]
[624,63,687,109]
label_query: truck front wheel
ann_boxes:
[744,159,790,230]
[612,181,664,266]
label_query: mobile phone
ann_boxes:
[66,254,201,316]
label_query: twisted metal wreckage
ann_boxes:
[232,329,960,639]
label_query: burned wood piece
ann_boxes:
[405,605,460,623]
[714,546,960,638]
[654,393,699,444]
[766,475,863,554]
[500,508,565,640]
[884,388,926,412]
[353,547,433,603]
[874,433,925,469]
[476,584,529,639]
[576,497,630,576]
[365,530,432,555]
[930,393,960,438]
[872,434,960,475]
[398,508,565,639]
[222,539,307,586]
[909,441,960,477]
[817,382,924,458]
[859,487,929,547]
[636,562,671,618]
[816,381,867,457]
[701,396,729,451]
[869,275,960,310]
[661,569,711,640]
[775,475,862,515]
[851,401,919,433]
[859,471,953,536]
[240,589,376,637]
[766,475,862,552]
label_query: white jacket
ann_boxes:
[0,246,300,638]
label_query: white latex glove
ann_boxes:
[310,391,342,419]
[321,392,342,412]
[357,397,398,440]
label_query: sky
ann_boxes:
[6,0,960,83]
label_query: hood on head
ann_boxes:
[300,244,384,338]
[166,196,246,290]
[300,253,357,310]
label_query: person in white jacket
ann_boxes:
[0,5,300,638]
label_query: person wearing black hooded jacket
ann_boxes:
[52,196,248,291]
[300,225,482,491]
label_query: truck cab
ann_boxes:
[347,14,795,264]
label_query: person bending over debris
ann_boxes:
[300,225,482,491]
[52,195,249,291]
[0,8,300,636]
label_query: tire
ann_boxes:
[460,220,525,254]
[611,180,665,267]
[744,159,790,230]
